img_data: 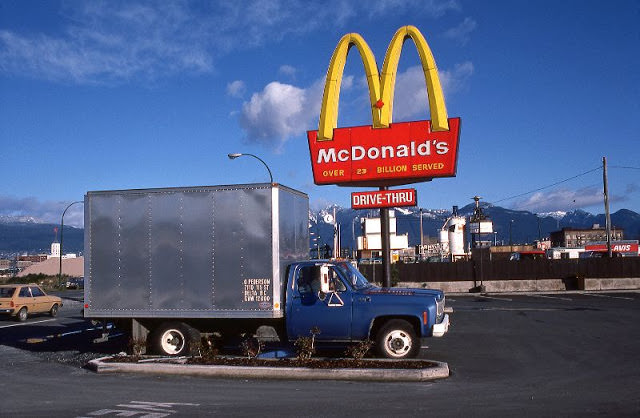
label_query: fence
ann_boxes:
[358,257,640,284]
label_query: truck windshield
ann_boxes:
[335,262,373,290]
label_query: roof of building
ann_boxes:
[16,257,83,278]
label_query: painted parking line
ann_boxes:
[475,295,513,302]
[0,319,56,329]
[580,293,635,301]
[79,401,200,418]
[530,294,574,301]
[24,323,116,344]
[451,307,563,312]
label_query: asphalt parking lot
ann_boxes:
[0,290,638,416]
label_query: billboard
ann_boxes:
[308,26,460,187]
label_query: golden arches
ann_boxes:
[317,25,450,141]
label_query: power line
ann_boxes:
[610,165,640,170]
[492,166,602,204]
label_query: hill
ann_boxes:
[0,221,83,256]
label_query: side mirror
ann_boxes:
[320,265,330,294]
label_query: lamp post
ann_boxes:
[227,153,274,183]
[509,219,514,250]
[58,200,83,287]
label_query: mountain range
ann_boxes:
[310,203,640,251]
[1,204,639,256]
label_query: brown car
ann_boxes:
[0,284,63,322]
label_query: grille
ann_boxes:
[436,296,445,322]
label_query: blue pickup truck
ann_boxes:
[84,183,450,359]
[286,260,449,358]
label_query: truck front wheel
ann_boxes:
[376,319,419,359]
[152,322,200,356]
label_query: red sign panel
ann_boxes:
[585,243,639,253]
[351,189,417,209]
[307,118,460,187]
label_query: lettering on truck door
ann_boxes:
[288,265,352,340]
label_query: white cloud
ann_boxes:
[392,62,474,121]
[226,80,246,98]
[278,65,297,78]
[0,1,464,85]
[439,61,474,94]
[511,187,605,213]
[443,17,478,45]
[238,79,324,151]
[0,196,84,227]
[238,59,473,149]
[367,0,460,18]
[0,2,213,84]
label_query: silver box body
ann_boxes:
[84,184,308,319]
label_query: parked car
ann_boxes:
[65,277,84,289]
[0,284,63,321]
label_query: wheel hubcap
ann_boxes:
[386,330,411,356]
[161,330,185,355]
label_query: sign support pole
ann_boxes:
[380,186,392,288]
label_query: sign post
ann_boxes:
[379,187,392,287]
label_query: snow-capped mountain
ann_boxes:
[2,205,638,256]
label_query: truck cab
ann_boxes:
[286,260,450,358]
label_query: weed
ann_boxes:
[128,337,146,359]
[344,339,374,361]
[294,326,321,362]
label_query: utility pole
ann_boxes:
[603,156,612,257]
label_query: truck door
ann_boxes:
[288,265,352,340]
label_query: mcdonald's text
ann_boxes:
[308,118,460,186]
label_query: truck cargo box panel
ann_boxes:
[84,183,309,319]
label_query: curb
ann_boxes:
[86,357,450,382]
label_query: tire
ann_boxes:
[376,319,419,359]
[151,322,200,356]
[49,304,59,317]
[16,307,28,322]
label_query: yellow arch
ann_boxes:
[317,25,449,140]
[318,33,381,141]
[380,26,449,131]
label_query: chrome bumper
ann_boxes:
[432,314,450,337]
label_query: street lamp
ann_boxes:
[58,200,83,287]
[227,153,274,183]
[509,219,514,249]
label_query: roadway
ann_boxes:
[0,290,638,416]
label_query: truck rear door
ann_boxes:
[287,264,352,340]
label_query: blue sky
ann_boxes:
[1,0,638,227]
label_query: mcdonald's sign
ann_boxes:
[307,26,460,187]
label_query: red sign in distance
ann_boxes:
[351,188,417,210]
[585,243,638,253]
[307,118,460,187]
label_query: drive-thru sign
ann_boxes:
[351,189,417,210]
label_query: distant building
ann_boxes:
[47,241,77,260]
[550,224,623,248]
[50,242,60,258]
[357,211,413,262]
[18,255,48,263]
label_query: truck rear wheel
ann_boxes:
[376,319,419,359]
[152,322,200,356]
